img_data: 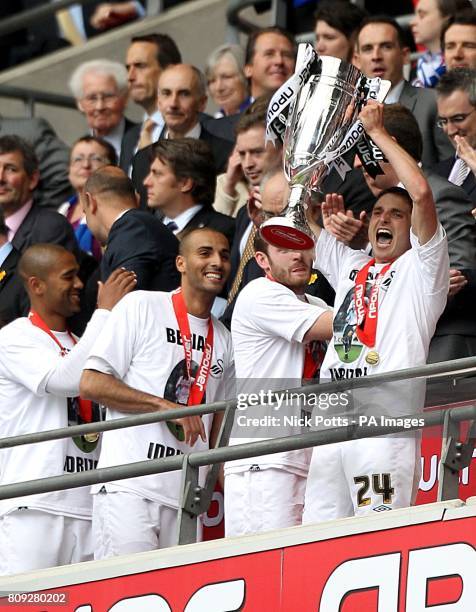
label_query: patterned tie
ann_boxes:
[138,118,156,150]
[451,158,470,187]
[227,225,257,304]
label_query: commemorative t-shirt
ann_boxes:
[314,226,449,417]
[226,277,331,475]
[0,313,107,518]
[85,290,234,508]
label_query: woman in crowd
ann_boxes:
[59,136,116,259]
[411,0,472,87]
[206,44,251,117]
[314,0,368,62]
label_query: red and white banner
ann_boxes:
[2,501,475,611]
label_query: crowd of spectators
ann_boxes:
[0,0,476,577]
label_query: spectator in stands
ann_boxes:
[143,139,235,244]
[0,117,71,210]
[132,64,234,207]
[121,33,182,172]
[244,27,297,100]
[214,97,281,218]
[410,0,471,88]
[442,9,476,70]
[0,245,135,574]
[80,227,234,557]
[0,208,25,327]
[314,0,368,62]
[303,100,449,524]
[206,45,251,118]
[59,136,117,261]
[0,135,77,256]
[354,16,453,168]
[69,59,137,161]
[434,68,476,202]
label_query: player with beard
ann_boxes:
[80,228,234,557]
[0,244,135,574]
[225,172,333,537]
[302,100,449,523]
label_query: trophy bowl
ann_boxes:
[261,54,373,250]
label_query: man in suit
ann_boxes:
[132,64,234,207]
[354,16,453,169]
[0,117,72,210]
[442,9,476,71]
[244,26,296,100]
[434,68,476,204]
[82,165,180,291]
[143,138,235,245]
[0,135,77,256]
[120,33,182,173]
[69,59,138,161]
[0,209,27,327]
[360,104,476,362]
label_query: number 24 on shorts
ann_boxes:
[354,473,395,507]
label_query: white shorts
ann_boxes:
[93,490,179,559]
[0,508,92,576]
[224,468,307,538]
[303,434,421,524]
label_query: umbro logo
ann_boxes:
[210,359,224,377]
[373,504,392,512]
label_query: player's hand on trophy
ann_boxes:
[97,268,137,311]
[322,193,365,245]
[359,99,385,137]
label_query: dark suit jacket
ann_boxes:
[426,173,476,356]
[119,123,141,174]
[131,124,234,208]
[12,204,78,254]
[0,247,28,327]
[433,156,476,204]
[399,82,453,170]
[177,206,235,246]
[100,208,180,291]
[200,114,239,143]
[0,117,72,210]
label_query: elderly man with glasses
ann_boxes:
[69,59,138,161]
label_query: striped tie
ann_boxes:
[227,225,257,304]
[451,158,470,187]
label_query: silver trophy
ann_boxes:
[261,50,390,249]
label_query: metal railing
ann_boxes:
[0,85,76,118]
[0,357,475,545]
[0,0,162,38]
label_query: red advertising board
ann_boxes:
[2,502,475,611]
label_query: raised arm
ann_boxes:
[359,100,438,245]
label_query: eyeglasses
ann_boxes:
[436,108,476,128]
[81,92,120,106]
[71,154,109,166]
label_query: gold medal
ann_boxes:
[83,432,100,443]
[365,350,380,365]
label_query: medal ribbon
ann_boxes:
[28,310,93,422]
[354,259,392,348]
[171,288,214,405]
[265,275,322,379]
